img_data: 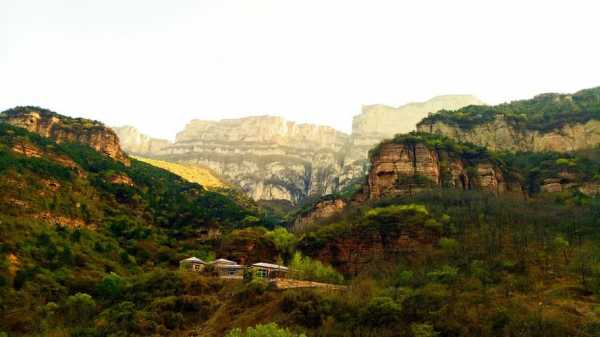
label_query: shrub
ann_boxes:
[96,272,126,300]
[281,290,333,328]
[427,266,459,284]
[64,293,96,324]
[361,296,402,327]
[265,227,298,256]
[289,252,344,284]
[438,238,459,255]
[225,323,306,337]
[393,269,414,287]
[411,323,439,337]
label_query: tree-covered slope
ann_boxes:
[0,120,263,335]
[419,87,600,132]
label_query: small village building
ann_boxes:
[216,264,245,278]
[179,257,207,272]
[210,258,244,278]
[211,258,237,266]
[251,262,289,279]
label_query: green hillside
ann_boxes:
[0,121,263,335]
[419,87,600,131]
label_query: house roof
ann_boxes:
[219,264,244,269]
[211,258,237,265]
[252,262,289,271]
[180,257,207,264]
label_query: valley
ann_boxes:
[2,87,600,337]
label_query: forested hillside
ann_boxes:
[0,119,264,335]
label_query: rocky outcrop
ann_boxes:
[367,139,511,200]
[299,212,440,274]
[1,107,130,165]
[418,115,600,152]
[340,96,484,193]
[540,173,600,196]
[112,126,172,156]
[293,197,347,231]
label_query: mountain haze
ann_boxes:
[115,96,482,204]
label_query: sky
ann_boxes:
[2,0,600,140]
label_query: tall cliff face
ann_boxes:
[418,115,600,152]
[353,95,484,141]
[112,126,172,156]
[345,95,484,184]
[1,107,129,165]
[154,116,355,204]
[367,139,511,200]
[417,87,600,152]
[116,95,482,204]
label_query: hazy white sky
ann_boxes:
[2,0,600,140]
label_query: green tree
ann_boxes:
[361,296,402,327]
[289,252,343,284]
[96,272,126,300]
[265,227,298,257]
[64,293,96,325]
[411,323,439,337]
[551,235,570,264]
[225,323,306,337]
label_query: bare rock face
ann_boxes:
[293,197,347,232]
[112,126,172,156]
[108,96,482,204]
[1,107,130,165]
[153,116,353,204]
[418,115,600,152]
[540,174,600,196]
[345,96,484,186]
[367,141,509,200]
[353,95,484,141]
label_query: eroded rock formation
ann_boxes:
[418,115,600,152]
[367,140,511,200]
[293,197,347,232]
[1,107,129,165]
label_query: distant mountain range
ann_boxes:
[113,95,483,204]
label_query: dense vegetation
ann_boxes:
[419,87,600,131]
[281,190,600,337]
[4,102,600,337]
[0,121,267,336]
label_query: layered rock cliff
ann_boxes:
[1,106,129,165]
[417,87,600,152]
[342,96,484,189]
[151,116,354,204]
[112,126,172,156]
[367,138,511,199]
[419,115,600,152]
[132,95,480,204]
